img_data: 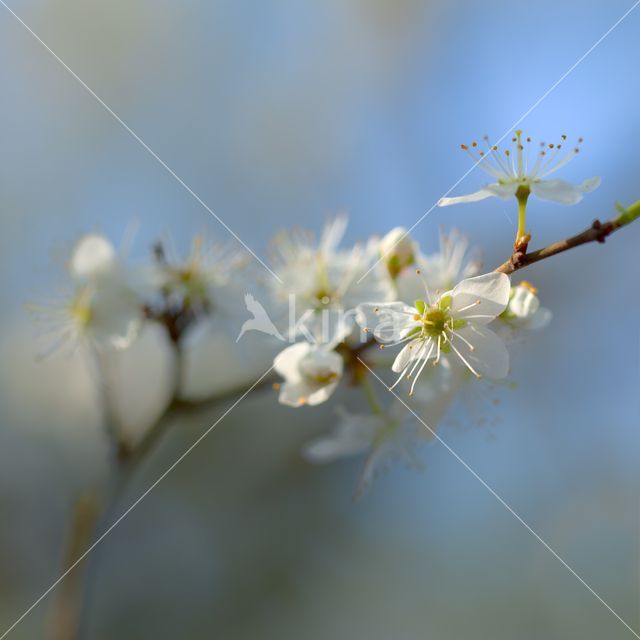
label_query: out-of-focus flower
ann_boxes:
[153,236,249,314]
[500,281,552,331]
[273,342,343,406]
[357,272,511,393]
[438,131,600,207]
[69,233,118,280]
[396,229,480,301]
[378,226,417,280]
[303,402,422,495]
[269,215,393,339]
[31,234,144,353]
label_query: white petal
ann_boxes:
[438,183,517,207]
[319,214,348,253]
[452,325,509,379]
[451,272,510,323]
[303,410,380,462]
[509,286,539,318]
[392,338,425,373]
[530,176,600,205]
[70,234,117,280]
[298,348,343,380]
[90,283,142,350]
[528,307,552,331]
[273,342,310,382]
[356,302,418,343]
[278,380,313,406]
[306,382,340,406]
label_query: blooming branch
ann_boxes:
[495,200,640,274]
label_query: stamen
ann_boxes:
[448,341,481,378]
[415,269,432,305]
[450,328,475,351]
[406,341,430,380]
[410,355,431,396]
[434,336,442,365]
[456,299,481,313]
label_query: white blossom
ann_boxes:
[303,403,422,494]
[269,215,394,339]
[438,131,600,207]
[273,342,343,407]
[154,235,249,315]
[357,272,511,394]
[378,226,417,279]
[500,281,552,332]
[396,229,480,301]
[31,234,144,353]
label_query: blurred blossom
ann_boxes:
[269,215,394,336]
[30,234,146,354]
[303,402,424,495]
[274,342,344,407]
[378,226,418,280]
[152,235,250,316]
[498,280,552,335]
[395,228,481,300]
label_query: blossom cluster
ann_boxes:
[31,131,598,493]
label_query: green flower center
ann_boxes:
[422,307,449,337]
[413,295,466,343]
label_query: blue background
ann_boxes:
[1,1,639,638]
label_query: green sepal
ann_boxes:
[414,299,426,314]
[439,294,452,311]
[451,318,467,329]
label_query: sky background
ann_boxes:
[1,0,639,638]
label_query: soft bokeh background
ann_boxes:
[1,0,639,638]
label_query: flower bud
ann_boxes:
[508,281,540,319]
[380,227,416,279]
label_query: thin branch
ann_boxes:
[495,200,640,275]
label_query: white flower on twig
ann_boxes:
[273,342,343,407]
[357,272,511,394]
[270,215,393,328]
[303,403,422,495]
[396,229,481,302]
[438,131,600,207]
[30,234,144,354]
[500,281,552,332]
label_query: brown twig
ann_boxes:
[495,200,640,275]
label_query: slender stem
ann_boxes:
[361,373,384,416]
[496,200,640,275]
[48,495,101,640]
[515,187,530,249]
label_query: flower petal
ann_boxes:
[438,183,517,207]
[278,380,313,406]
[273,342,310,382]
[528,307,552,331]
[70,234,117,280]
[303,409,382,462]
[451,272,511,323]
[392,338,426,373]
[530,176,600,205]
[356,302,418,343]
[452,325,509,379]
[306,382,340,406]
